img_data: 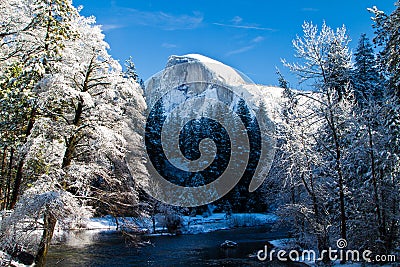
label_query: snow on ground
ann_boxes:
[80,213,278,235]
[269,238,293,248]
[0,251,32,267]
[182,213,277,234]
[86,216,119,230]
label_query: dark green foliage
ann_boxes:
[144,95,267,213]
[352,34,384,104]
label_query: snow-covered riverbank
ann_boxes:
[83,213,278,235]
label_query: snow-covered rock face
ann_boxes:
[144,54,279,207]
[146,54,248,107]
[145,54,283,122]
[166,55,199,68]
[165,54,251,85]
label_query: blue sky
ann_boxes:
[74,0,397,89]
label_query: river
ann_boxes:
[47,226,305,266]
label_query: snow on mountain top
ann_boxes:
[146,54,286,124]
[166,54,252,85]
[183,54,226,65]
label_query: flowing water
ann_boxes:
[47,226,305,266]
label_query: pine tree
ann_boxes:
[145,98,167,181]
[369,2,400,251]
[369,1,400,98]
[124,56,139,82]
[276,67,289,89]
[353,34,382,104]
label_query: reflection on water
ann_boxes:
[47,226,303,266]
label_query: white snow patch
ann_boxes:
[55,213,278,236]
[269,238,293,248]
[178,54,250,85]
[0,251,32,267]
[86,216,118,230]
[183,54,225,65]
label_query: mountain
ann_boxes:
[143,54,282,209]
[145,54,284,122]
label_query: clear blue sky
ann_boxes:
[74,0,397,89]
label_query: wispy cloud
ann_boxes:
[119,8,203,30]
[252,36,265,43]
[162,43,178,49]
[226,45,255,56]
[301,7,319,12]
[225,28,266,56]
[226,35,265,56]
[231,16,243,24]
[214,16,275,31]
[101,24,124,31]
[213,22,274,31]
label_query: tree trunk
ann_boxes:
[332,121,347,242]
[367,122,384,239]
[9,159,24,209]
[35,211,57,267]
[114,216,119,231]
[326,95,347,244]
[8,108,36,209]
[61,97,83,170]
[26,108,36,137]
[386,174,399,251]
[337,169,347,240]
[380,169,387,239]
[0,146,7,210]
[62,134,78,169]
[5,147,14,209]
[152,216,156,233]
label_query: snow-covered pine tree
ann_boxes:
[346,33,388,253]
[369,1,400,98]
[369,1,400,252]
[276,68,289,90]
[124,56,139,82]
[353,34,383,104]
